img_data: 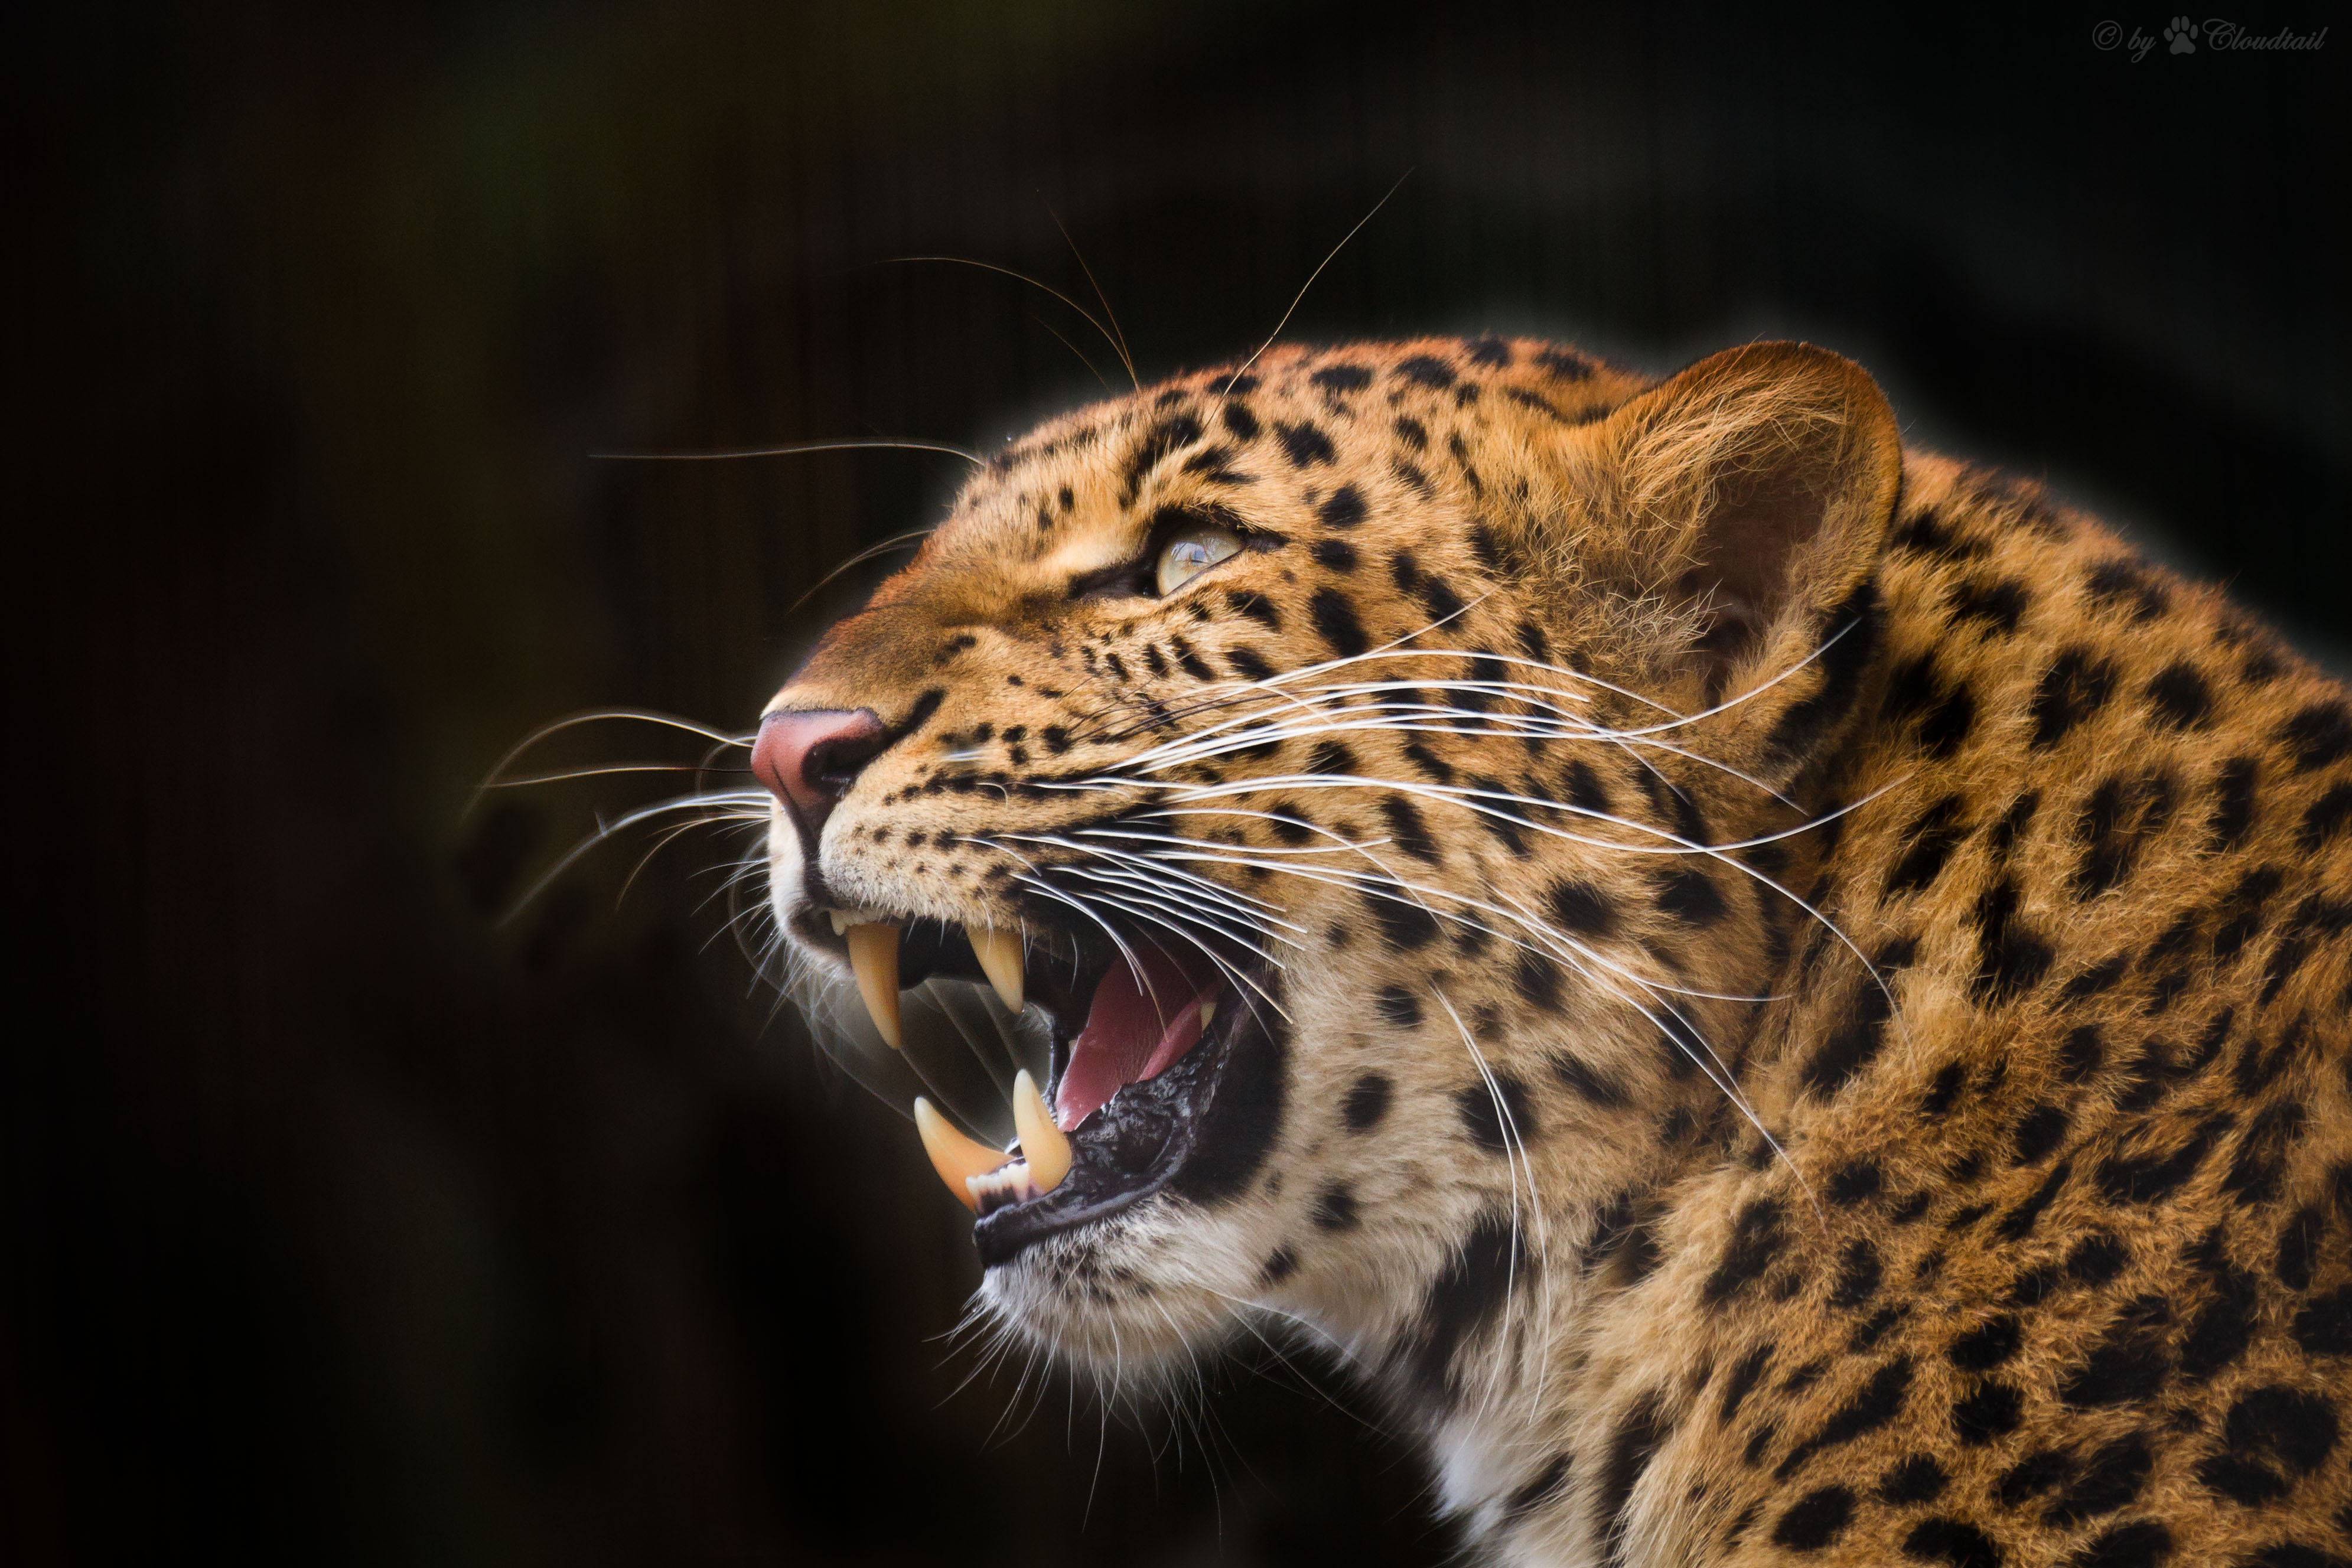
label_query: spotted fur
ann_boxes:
[761,338,2352,1566]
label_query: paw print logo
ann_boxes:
[2164,16,2199,53]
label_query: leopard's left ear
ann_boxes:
[1573,340,1903,781]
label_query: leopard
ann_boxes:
[746,335,2352,1567]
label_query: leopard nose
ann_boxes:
[751,707,887,839]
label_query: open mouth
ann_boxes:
[795,902,1270,1268]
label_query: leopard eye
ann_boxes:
[1154,521,1242,596]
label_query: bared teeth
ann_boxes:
[968,925,1026,1013]
[1012,1069,1071,1192]
[845,922,903,1048]
[913,1097,1009,1212]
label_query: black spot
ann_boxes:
[1310,537,1357,572]
[2096,1114,2230,1205]
[2301,784,2352,850]
[2059,1313,2173,1408]
[1454,1073,1534,1152]
[1341,1073,1392,1132]
[2075,771,2178,899]
[1951,576,2031,634]
[2012,1104,2068,1166]
[1367,890,1439,950]
[1885,796,1972,898]
[1226,646,1274,680]
[1317,483,1367,529]
[1830,1240,1882,1311]
[2178,1258,2257,1383]
[1594,1390,1672,1566]
[1513,949,1562,1010]
[1120,414,1204,502]
[2085,558,2169,621]
[1922,1061,1969,1118]
[1313,1183,1359,1231]
[1416,572,1466,625]
[2224,1100,2306,1207]
[1464,336,1511,368]
[1308,587,1367,657]
[2067,1232,2132,1286]
[1763,579,1880,767]
[1771,1486,1855,1551]
[1656,867,1726,926]
[1705,1199,1787,1307]
[1998,1447,2070,1507]
[2283,700,2352,771]
[2047,1433,2154,1524]
[2292,1287,2352,1355]
[1719,1344,1773,1424]
[1310,364,1372,395]
[1851,1305,1906,1351]
[1401,1212,1523,1401]
[1304,739,1357,777]
[1393,354,1454,388]
[1275,420,1334,467]
[1550,1051,1625,1109]
[1901,1517,2001,1567]
[1258,1246,1296,1286]
[2276,1207,2323,1290]
[1950,1315,2022,1371]
[1952,1380,2024,1444]
[2209,755,2262,847]
[1562,760,1612,817]
[2070,1521,2172,1568]
[1827,1160,1882,1206]
[1972,879,2054,1005]
[1802,946,1913,1097]
[1535,346,1592,380]
[2143,661,2214,729]
[1220,402,1259,441]
[1884,653,1978,758]
[2031,648,2120,748]
[2197,1385,2339,1505]
[1881,1454,1950,1504]
[2214,865,2286,961]
[2061,956,2131,1005]
[2058,1025,2106,1082]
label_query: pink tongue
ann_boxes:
[1054,946,1220,1130]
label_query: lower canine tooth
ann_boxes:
[1012,1069,1071,1192]
[968,925,1026,1013]
[845,922,903,1048]
[914,1098,1008,1212]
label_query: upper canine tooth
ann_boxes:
[913,1097,1008,1212]
[845,922,903,1048]
[1012,1069,1071,1192]
[969,925,1025,1013]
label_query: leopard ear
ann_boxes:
[1578,341,1903,779]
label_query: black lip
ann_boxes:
[787,891,1269,1267]
[973,989,1261,1269]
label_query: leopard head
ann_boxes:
[754,338,1901,1396]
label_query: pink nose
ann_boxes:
[751,708,886,838]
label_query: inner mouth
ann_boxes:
[797,902,1265,1267]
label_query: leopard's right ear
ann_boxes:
[1563,341,1903,782]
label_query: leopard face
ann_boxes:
[753,337,1902,1383]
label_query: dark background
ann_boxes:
[8,2,2346,1563]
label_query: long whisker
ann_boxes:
[1220,169,1413,396]
[1043,201,1139,390]
[878,256,1133,390]
[588,436,984,465]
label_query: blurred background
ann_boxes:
[7,2,2345,1562]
